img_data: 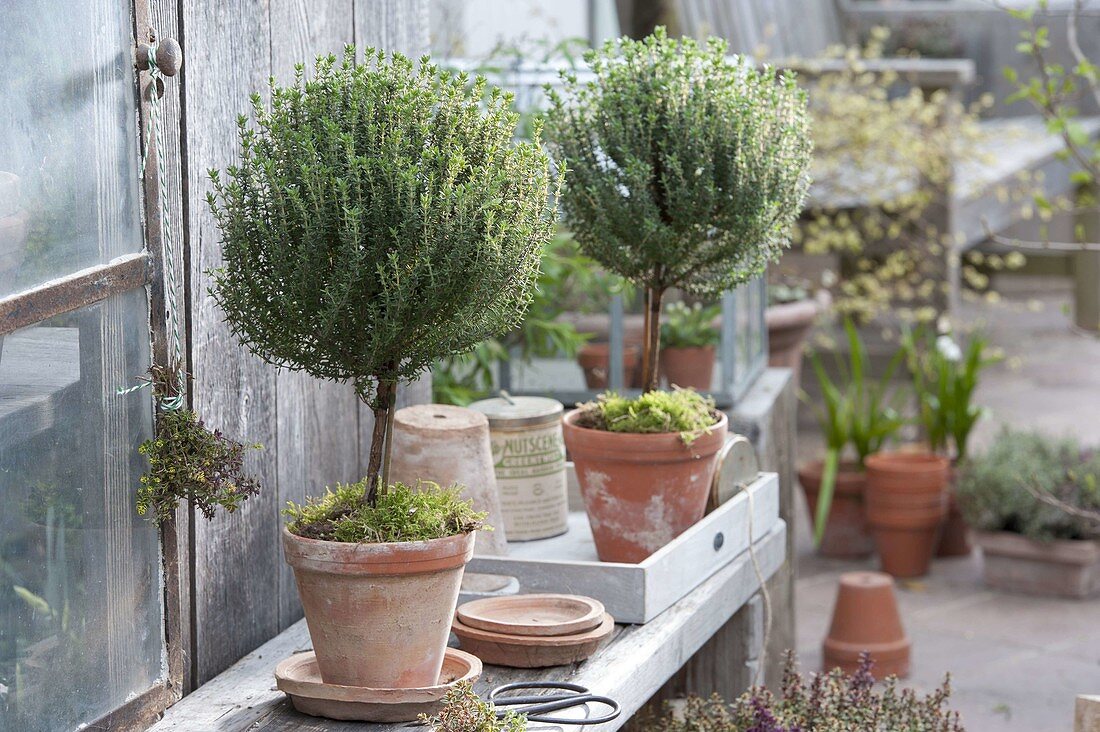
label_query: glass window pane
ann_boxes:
[0,0,145,298]
[0,289,162,731]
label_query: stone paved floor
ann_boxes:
[793,274,1100,732]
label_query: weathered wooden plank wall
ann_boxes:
[181,0,429,685]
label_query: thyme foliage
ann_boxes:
[207,47,556,497]
[575,388,718,443]
[546,29,812,388]
[419,681,526,732]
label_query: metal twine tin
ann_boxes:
[468,395,568,540]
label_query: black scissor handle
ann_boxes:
[489,682,621,726]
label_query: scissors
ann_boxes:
[488,681,621,725]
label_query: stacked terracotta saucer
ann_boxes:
[453,593,614,668]
[275,648,482,722]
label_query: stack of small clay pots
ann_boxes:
[864,452,951,578]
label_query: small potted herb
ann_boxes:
[801,318,905,558]
[957,429,1100,599]
[208,48,555,691]
[547,29,811,563]
[659,301,721,390]
[900,325,1000,557]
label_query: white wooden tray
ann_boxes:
[468,471,782,624]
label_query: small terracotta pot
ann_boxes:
[577,342,642,389]
[660,345,716,390]
[823,571,911,678]
[797,460,874,558]
[865,452,950,578]
[388,404,508,555]
[562,409,728,563]
[765,296,822,386]
[936,463,973,557]
[283,527,475,689]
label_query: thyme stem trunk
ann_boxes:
[641,286,664,392]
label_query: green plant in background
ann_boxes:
[957,429,1100,541]
[642,652,964,731]
[137,367,261,524]
[284,481,487,543]
[432,229,616,405]
[546,28,812,391]
[901,326,1000,461]
[796,29,1024,324]
[574,388,717,443]
[419,681,526,732]
[208,47,556,507]
[805,319,906,544]
[660,302,721,350]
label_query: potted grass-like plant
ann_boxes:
[208,48,555,692]
[547,29,811,563]
[801,318,906,558]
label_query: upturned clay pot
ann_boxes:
[823,571,911,678]
[660,345,716,390]
[282,528,475,688]
[975,531,1100,599]
[865,452,950,578]
[389,404,507,554]
[562,409,728,563]
[798,460,874,558]
[936,463,973,557]
[577,342,642,389]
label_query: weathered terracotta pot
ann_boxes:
[389,404,508,554]
[282,527,475,688]
[975,531,1100,599]
[577,342,642,389]
[823,571,911,678]
[865,452,950,578]
[766,296,822,386]
[660,345,715,390]
[798,460,874,558]
[562,409,728,563]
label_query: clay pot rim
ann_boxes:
[865,451,950,474]
[563,408,726,442]
[798,459,867,493]
[282,526,475,575]
[660,345,717,355]
[578,342,642,356]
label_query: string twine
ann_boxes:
[742,482,772,688]
[119,42,186,412]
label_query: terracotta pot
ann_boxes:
[577,342,642,389]
[865,452,950,578]
[660,345,715,390]
[797,460,874,558]
[765,295,823,386]
[975,531,1100,599]
[562,409,728,563]
[282,527,475,688]
[936,480,973,557]
[389,404,508,555]
[823,571,911,678]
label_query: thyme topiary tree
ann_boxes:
[546,28,812,392]
[209,48,557,505]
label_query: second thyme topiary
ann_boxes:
[547,28,812,391]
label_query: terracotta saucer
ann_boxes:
[457,594,605,637]
[452,612,615,668]
[275,647,482,722]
